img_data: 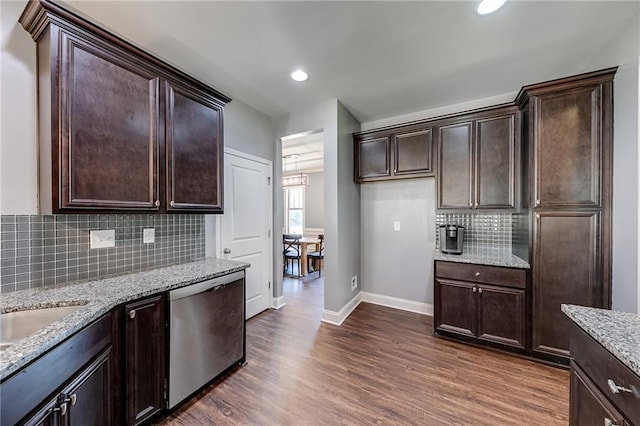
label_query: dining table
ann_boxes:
[297,237,320,276]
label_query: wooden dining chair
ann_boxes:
[283,234,302,277]
[307,234,324,277]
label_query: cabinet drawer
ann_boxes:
[435,261,526,289]
[570,323,640,423]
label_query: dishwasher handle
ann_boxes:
[169,270,244,301]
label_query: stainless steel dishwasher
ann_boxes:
[168,270,245,409]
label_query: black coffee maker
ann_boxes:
[439,224,464,254]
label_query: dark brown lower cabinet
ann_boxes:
[570,362,625,426]
[434,279,476,338]
[533,211,602,359]
[125,294,166,425]
[434,261,527,351]
[24,348,113,426]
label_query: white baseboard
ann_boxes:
[361,292,433,316]
[321,291,362,326]
[272,296,286,309]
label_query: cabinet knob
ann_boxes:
[478,287,483,294]
[129,310,136,319]
[170,200,175,207]
[472,287,477,293]
[607,379,632,394]
[475,272,480,277]
[604,418,618,426]
[155,200,160,207]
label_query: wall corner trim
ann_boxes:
[321,292,363,326]
[361,292,434,316]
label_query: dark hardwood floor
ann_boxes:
[158,275,569,425]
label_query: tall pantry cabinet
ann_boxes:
[515,68,616,362]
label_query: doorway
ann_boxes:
[281,131,324,280]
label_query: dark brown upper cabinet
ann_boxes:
[20,0,230,214]
[437,106,519,211]
[165,82,224,212]
[354,126,433,183]
[530,85,605,209]
[438,122,473,208]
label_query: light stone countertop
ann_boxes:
[0,258,249,381]
[562,304,640,377]
[434,248,530,269]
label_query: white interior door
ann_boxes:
[220,150,272,319]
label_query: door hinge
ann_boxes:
[268,229,271,237]
[268,281,271,289]
[267,176,271,186]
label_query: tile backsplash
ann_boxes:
[1,214,205,293]
[436,212,512,251]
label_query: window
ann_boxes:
[285,187,304,235]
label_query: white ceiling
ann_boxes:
[282,132,324,174]
[63,1,638,125]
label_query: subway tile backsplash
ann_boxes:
[436,212,512,252]
[0,214,205,293]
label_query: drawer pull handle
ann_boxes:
[604,418,618,426]
[475,272,480,277]
[472,287,477,293]
[607,379,632,394]
[129,310,136,319]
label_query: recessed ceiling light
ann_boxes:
[475,0,507,15]
[291,69,308,82]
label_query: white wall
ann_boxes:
[224,100,274,162]
[333,101,361,311]
[1,1,38,215]
[305,172,324,229]
[585,11,639,313]
[361,179,436,305]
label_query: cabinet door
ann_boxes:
[477,284,526,349]
[438,122,473,209]
[570,362,626,426]
[23,396,60,426]
[394,128,433,176]
[533,211,601,358]
[57,30,160,211]
[165,81,224,212]
[356,136,391,181]
[63,348,113,426]
[475,114,517,209]
[434,278,476,338]
[532,85,604,208]
[125,295,165,425]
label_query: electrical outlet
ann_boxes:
[393,221,401,231]
[143,228,155,244]
[351,275,358,291]
[90,229,115,249]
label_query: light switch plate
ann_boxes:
[143,228,155,244]
[90,229,115,249]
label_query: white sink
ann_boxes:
[0,304,87,348]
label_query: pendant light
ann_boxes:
[282,154,309,188]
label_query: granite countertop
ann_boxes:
[434,248,530,269]
[562,304,640,376]
[0,258,249,381]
